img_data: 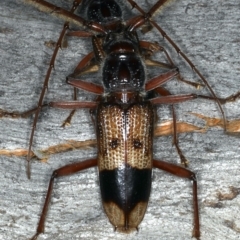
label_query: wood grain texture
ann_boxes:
[0,0,240,239]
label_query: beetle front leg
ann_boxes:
[30,158,97,240]
[140,41,203,89]
[153,159,200,239]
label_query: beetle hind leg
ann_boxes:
[153,159,200,238]
[30,158,97,240]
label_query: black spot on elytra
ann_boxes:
[133,139,142,149]
[109,138,119,149]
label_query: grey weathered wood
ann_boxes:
[0,0,240,239]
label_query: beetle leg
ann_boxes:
[69,51,97,77]
[60,76,102,127]
[49,101,98,109]
[30,158,97,240]
[141,41,203,89]
[149,45,204,89]
[154,87,189,167]
[67,78,104,94]
[61,51,99,127]
[150,93,198,105]
[197,91,240,104]
[0,104,48,119]
[153,159,200,239]
[24,0,107,34]
[61,87,78,128]
[67,30,94,38]
[145,69,179,91]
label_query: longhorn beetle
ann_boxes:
[1,0,240,239]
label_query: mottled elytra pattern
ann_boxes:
[97,101,154,170]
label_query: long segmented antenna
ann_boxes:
[26,0,83,179]
[23,0,107,34]
[126,0,226,128]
